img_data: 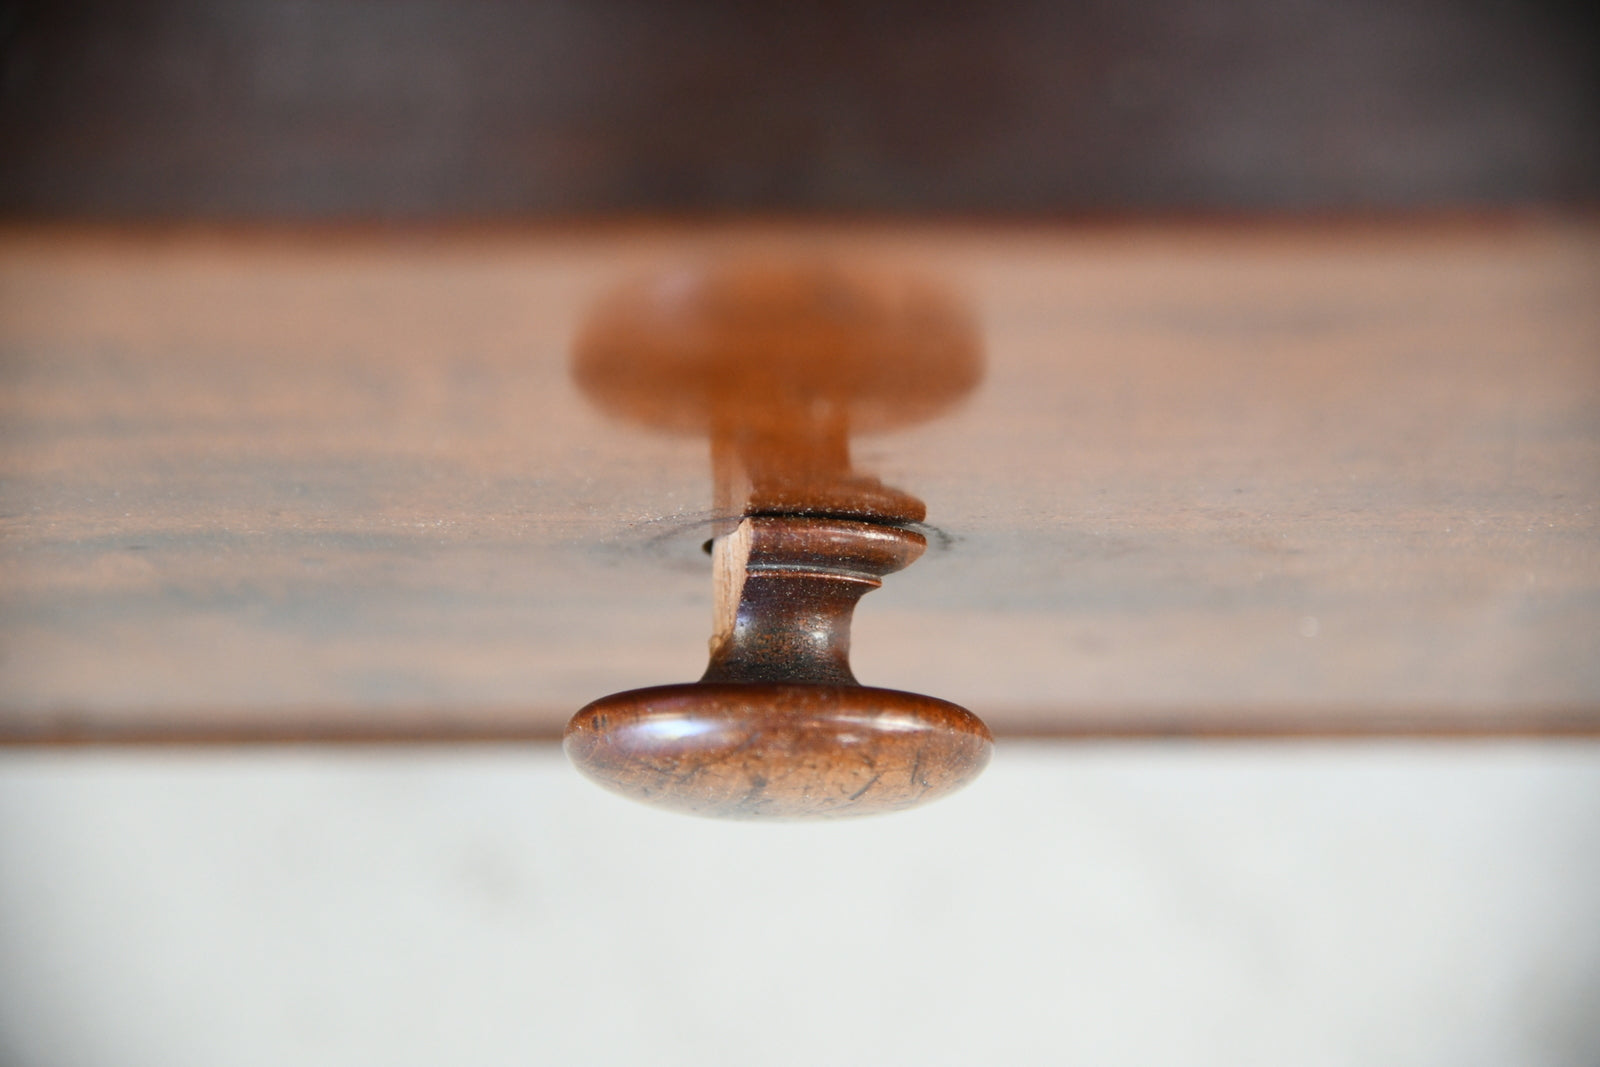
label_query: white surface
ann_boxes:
[0,743,1597,1067]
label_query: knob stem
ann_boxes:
[703,516,924,686]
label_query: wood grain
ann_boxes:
[1,220,1597,741]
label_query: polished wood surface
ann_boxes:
[1,220,1597,741]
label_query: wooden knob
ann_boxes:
[567,260,989,819]
[565,516,992,819]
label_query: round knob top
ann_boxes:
[565,683,992,819]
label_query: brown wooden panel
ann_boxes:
[2,1,1596,217]
[1,219,1597,740]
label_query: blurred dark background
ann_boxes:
[0,0,1596,219]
